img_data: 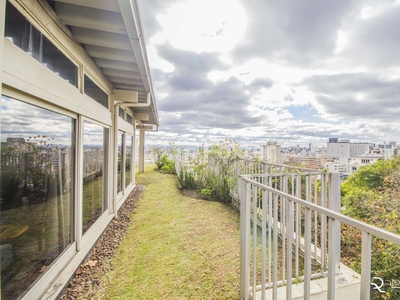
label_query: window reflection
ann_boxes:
[127,113,133,125]
[82,122,106,234]
[4,2,78,86]
[0,96,73,300]
[84,75,108,108]
[126,135,132,188]
[117,132,123,193]
[119,107,125,119]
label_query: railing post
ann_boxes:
[240,177,250,300]
[360,231,371,300]
[304,175,311,300]
[261,188,267,300]
[328,172,341,300]
[286,198,294,300]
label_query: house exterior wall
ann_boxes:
[0,1,145,299]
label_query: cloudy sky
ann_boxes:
[138,0,400,148]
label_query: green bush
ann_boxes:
[201,169,231,204]
[156,155,175,174]
[201,188,212,198]
[178,168,197,189]
[173,140,241,204]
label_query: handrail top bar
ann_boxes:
[249,172,326,177]
[237,158,319,172]
[240,175,400,246]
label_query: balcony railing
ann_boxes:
[171,153,400,298]
[238,171,400,300]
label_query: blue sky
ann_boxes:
[138,0,400,147]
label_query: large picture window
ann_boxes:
[0,96,73,300]
[82,121,107,234]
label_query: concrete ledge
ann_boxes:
[254,264,360,300]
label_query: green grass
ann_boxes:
[100,168,240,299]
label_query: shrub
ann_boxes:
[178,168,197,189]
[156,155,175,174]
[341,157,400,299]
[201,169,231,204]
[201,188,212,198]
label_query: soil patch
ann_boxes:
[179,188,205,200]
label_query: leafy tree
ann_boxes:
[341,157,400,299]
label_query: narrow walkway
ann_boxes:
[100,169,240,299]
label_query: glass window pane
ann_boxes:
[126,113,133,125]
[135,130,140,169]
[4,2,78,86]
[125,135,132,188]
[117,132,123,193]
[1,96,73,300]
[82,122,106,234]
[119,107,125,119]
[84,75,108,108]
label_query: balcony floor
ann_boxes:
[72,168,240,299]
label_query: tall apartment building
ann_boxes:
[350,143,370,156]
[260,141,282,164]
[327,138,369,159]
[327,139,350,158]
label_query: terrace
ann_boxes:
[173,151,400,299]
[1,1,400,299]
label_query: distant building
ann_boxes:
[329,138,339,143]
[6,137,25,145]
[381,144,397,159]
[349,155,382,174]
[323,157,348,173]
[327,138,370,159]
[260,141,282,164]
[350,143,370,157]
[288,155,322,169]
[327,139,350,159]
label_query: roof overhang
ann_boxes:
[48,0,159,127]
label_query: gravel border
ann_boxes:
[59,185,144,300]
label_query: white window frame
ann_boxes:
[0,91,78,300]
[117,130,124,200]
[125,133,134,189]
[79,116,111,247]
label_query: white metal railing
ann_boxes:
[173,153,183,175]
[239,172,400,300]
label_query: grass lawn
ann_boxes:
[100,168,240,299]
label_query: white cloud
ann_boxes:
[156,0,247,53]
[138,0,400,147]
